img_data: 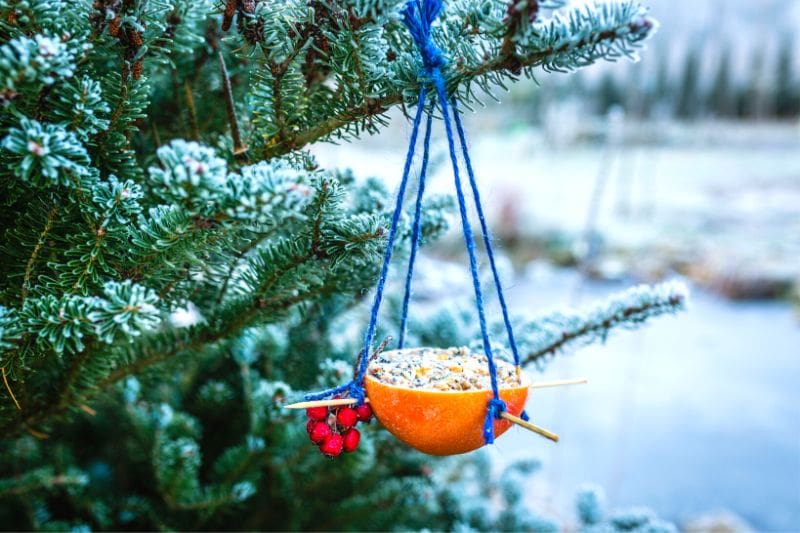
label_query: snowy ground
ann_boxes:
[312,115,800,530]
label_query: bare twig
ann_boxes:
[2,367,21,411]
[218,50,248,159]
[183,79,201,141]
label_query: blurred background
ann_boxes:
[315,0,800,530]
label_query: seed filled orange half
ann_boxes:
[364,349,529,456]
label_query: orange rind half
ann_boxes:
[364,364,528,456]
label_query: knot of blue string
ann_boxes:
[402,0,447,73]
[306,0,529,447]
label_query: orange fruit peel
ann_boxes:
[364,374,529,456]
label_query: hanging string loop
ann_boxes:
[404,0,511,443]
[307,0,528,447]
[304,85,429,403]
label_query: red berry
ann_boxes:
[306,420,316,435]
[355,403,372,422]
[309,421,332,444]
[336,407,358,428]
[319,433,344,457]
[306,406,328,420]
[342,428,360,452]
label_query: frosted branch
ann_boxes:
[515,281,688,368]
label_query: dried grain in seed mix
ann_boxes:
[367,347,523,391]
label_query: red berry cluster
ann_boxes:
[306,403,373,457]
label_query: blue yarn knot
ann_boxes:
[483,398,507,444]
[420,41,446,71]
[402,0,447,73]
[348,382,366,405]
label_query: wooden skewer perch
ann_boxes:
[283,378,587,409]
[284,397,366,409]
[530,377,587,389]
[500,412,559,442]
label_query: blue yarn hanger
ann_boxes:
[398,111,434,349]
[304,85,428,402]
[307,0,528,442]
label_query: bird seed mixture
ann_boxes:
[367,346,523,391]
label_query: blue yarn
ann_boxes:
[349,85,430,403]
[435,79,504,443]
[304,86,428,403]
[406,0,507,443]
[402,0,447,75]
[398,111,434,349]
[304,382,351,401]
[451,99,522,368]
[484,398,507,444]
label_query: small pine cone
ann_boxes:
[132,59,143,80]
[108,15,121,37]
[319,36,330,55]
[222,0,235,31]
[129,29,143,47]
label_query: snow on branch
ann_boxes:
[514,281,688,368]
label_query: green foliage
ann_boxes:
[0,0,672,530]
[0,33,76,92]
[576,486,677,533]
[2,117,91,185]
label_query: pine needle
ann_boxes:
[2,367,21,411]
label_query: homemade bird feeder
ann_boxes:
[285,0,585,457]
[364,347,532,455]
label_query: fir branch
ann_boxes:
[214,229,279,305]
[0,467,87,499]
[259,94,402,159]
[71,219,108,292]
[257,1,654,158]
[95,72,129,146]
[515,281,688,367]
[21,204,56,301]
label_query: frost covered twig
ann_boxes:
[516,282,688,368]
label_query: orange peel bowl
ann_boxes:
[364,357,529,456]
